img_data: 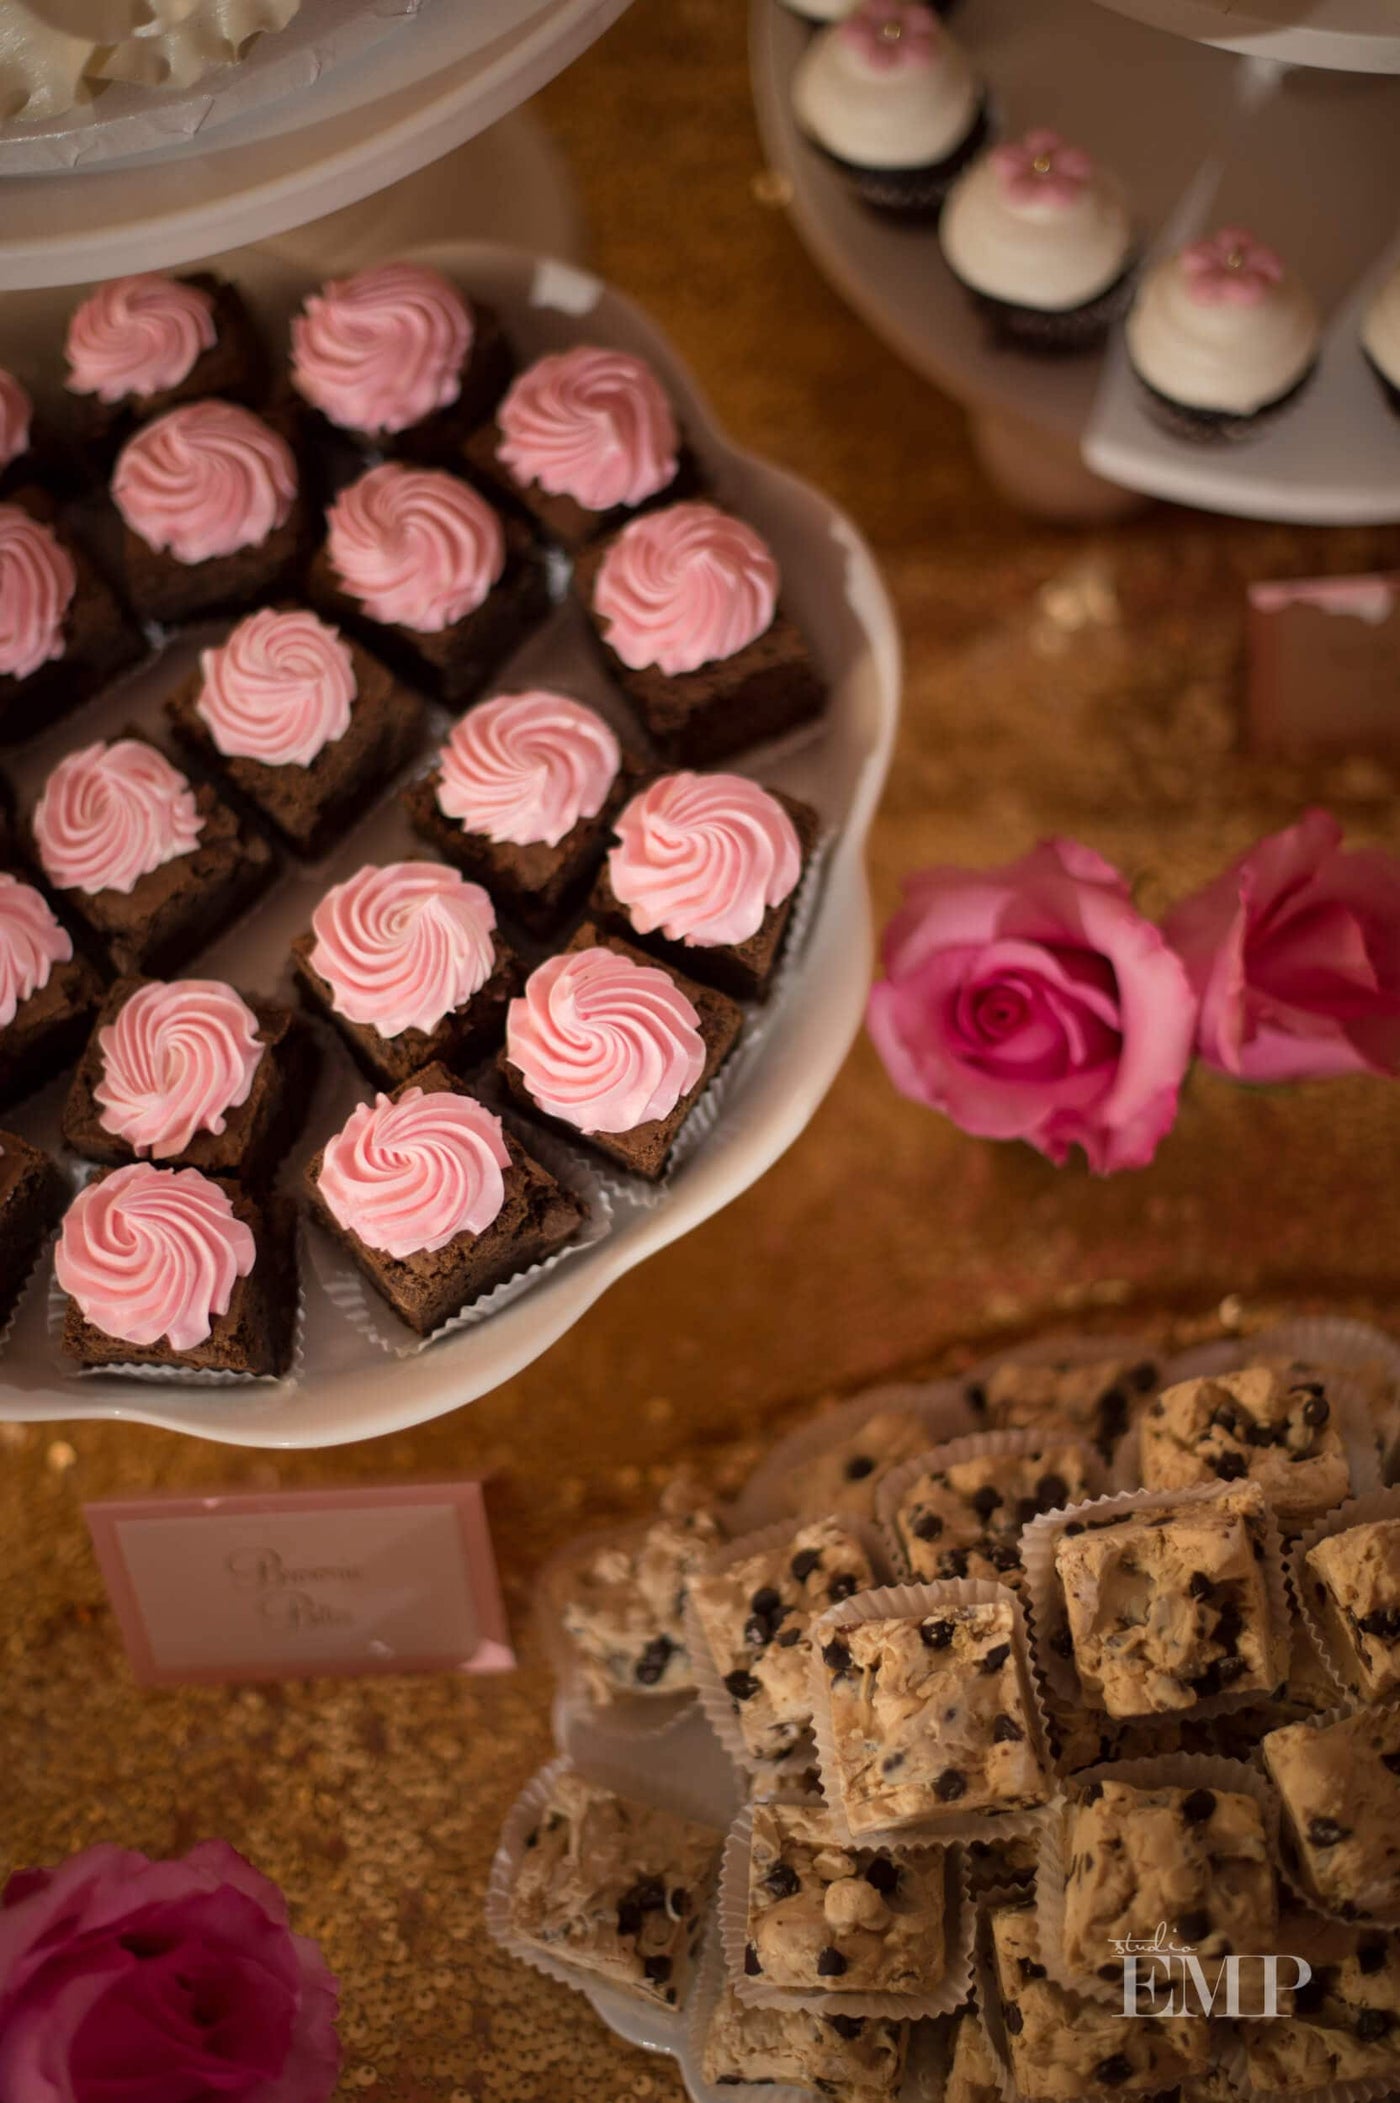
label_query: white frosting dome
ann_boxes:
[1362,264,1400,389]
[1127,230,1320,416]
[778,0,858,18]
[940,137,1134,312]
[792,4,979,173]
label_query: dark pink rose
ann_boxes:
[1165,807,1400,1083]
[0,1840,340,2103]
[866,838,1196,1173]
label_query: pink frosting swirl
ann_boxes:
[436,690,621,849]
[496,346,679,514]
[56,1162,256,1352]
[34,739,203,897]
[290,262,472,437]
[592,502,779,675]
[0,871,72,1029]
[317,1084,510,1258]
[94,979,265,1159]
[0,505,76,681]
[507,946,704,1134]
[65,274,216,405]
[112,400,297,566]
[608,772,802,947]
[309,861,497,1039]
[197,609,356,769]
[0,369,32,472]
[326,465,504,633]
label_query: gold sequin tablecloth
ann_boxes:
[6,4,1400,2097]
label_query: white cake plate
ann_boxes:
[1084,0,1400,75]
[0,242,899,1450]
[751,0,1400,524]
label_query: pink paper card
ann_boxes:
[85,1481,514,1686]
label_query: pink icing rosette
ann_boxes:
[197,609,357,769]
[1179,227,1284,308]
[507,947,704,1134]
[326,464,504,633]
[309,861,497,1039]
[991,130,1095,209]
[592,502,779,675]
[496,346,679,514]
[838,0,940,73]
[0,871,72,1030]
[0,506,76,682]
[290,262,472,437]
[112,400,297,566]
[436,690,621,849]
[608,772,802,947]
[0,369,33,473]
[55,1162,256,1352]
[65,273,216,405]
[34,739,204,898]
[317,1085,511,1259]
[94,980,265,1159]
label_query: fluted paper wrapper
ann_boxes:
[1033,1751,1280,2005]
[717,1797,974,2018]
[1262,1694,1400,1927]
[732,1380,976,1534]
[1019,1481,1292,1724]
[1291,1484,1400,1704]
[875,1427,1107,1584]
[804,1577,1054,1849]
[683,1515,894,1783]
[968,1880,1030,2103]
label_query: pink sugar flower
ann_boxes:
[1180,226,1284,307]
[991,129,1095,208]
[838,0,940,72]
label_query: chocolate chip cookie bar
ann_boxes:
[1139,1365,1352,1529]
[892,1436,1100,1587]
[965,1353,1160,1457]
[558,1471,724,1704]
[1240,1910,1400,2094]
[701,1973,907,2097]
[786,1406,944,1522]
[1263,1706,1400,1922]
[944,2005,1004,2103]
[1304,1517,1400,1702]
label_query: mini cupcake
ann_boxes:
[65,271,265,453]
[289,261,513,463]
[462,344,693,551]
[1361,262,1400,416]
[1126,226,1320,443]
[791,0,988,220]
[0,498,141,743]
[940,129,1135,353]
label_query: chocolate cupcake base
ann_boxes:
[1129,360,1318,447]
[953,259,1138,358]
[811,98,991,223]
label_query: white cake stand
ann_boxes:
[751,0,1400,523]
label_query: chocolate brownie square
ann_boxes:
[0,869,104,1111]
[62,977,317,1184]
[68,273,268,460]
[589,785,821,1001]
[0,494,143,745]
[304,1061,585,1336]
[499,923,743,1180]
[0,1128,66,1323]
[166,615,428,860]
[289,285,514,465]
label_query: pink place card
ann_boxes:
[85,1481,514,1687]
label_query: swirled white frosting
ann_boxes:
[792,8,979,173]
[940,143,1133,312]
[1362,264,1400,389]
[1126,239,1320,415]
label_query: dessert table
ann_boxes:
[5,1,1400,2097]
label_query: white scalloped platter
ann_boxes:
[0,241,899,1448]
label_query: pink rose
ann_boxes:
[0,1840,340,2103]
[1164,807,1400,1083]
[867,838,1197,1173]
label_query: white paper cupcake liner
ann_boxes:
[875,1428,1108,1586]
[731,1380,977,1535]
[804,1578,1054,1850]
[1291,1485,1400,1705]
[718,1796,974,2019]
[1032,1752,1281,2005]
[1260,1694,1400,1928]
[1019,1481,1292,1726]
[966,1880,1030,2103]
[0,1222,58,1362]
[46,1237,307,1387]
[683,1515,895,1784]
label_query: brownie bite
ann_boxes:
[0,1129,67,1324]
[167,606,427,861]
[0,868,103,1111]
[575,501,826,765]
[307,463,548,707]
[590,774,821,1002]
[57,1163,297,1376]
[892,1434,1102,1587]
[62,977,315,1185]
[289,261,513,464]
[291,860,520,1089]
[65,271,266,456]
[0,496,142,745]
[460,342,694,551]
[29,735,275,979]
[113,400,310,624]
[557,1469,724,1704]
[500,924,742,1181]
[1264,1706,1400,1923]
[1306,1517,1400,1702]
[401,688,641,936]
[1140,1363,1352,1528]
[305,1061,585,1338]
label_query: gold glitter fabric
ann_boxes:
[6,2,1400,2098]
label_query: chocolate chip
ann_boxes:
[971,1485,1003,1519]
[935,1768,966,1800]
[938,1548,971,1579]
[993,1713,1024,1743]
[864,1856,900,1895]
[745,1942,761,1975]
[668,1888,690,1920]
[989,1544,1021,1573]
[827,1573,858,1604]
[1082,1780,1104,1805]
[1302,1391,1331,1427]
[1177,1909,1210,1942]
[765,1863,801,1900]
[921,1619,955,1649]
[980,1643,1011,1675]
[1130,1361,1159,1392]
[827,2014,865,2040]
[524,1827,539,1849]
[1359,1938,1388,1975]
[817,1946,848,1976]
[1357,2008,1393,2042]
[1051,1629,1075,1658]
[1003,2003,1023,2035]
[966,1382,988,1413]
[1359,1608,1400,1640]
[1293,1971,1327,2014]
[1098,1963,1121,1981]
[1212,1451,1248,1481]
[822,1639,852,1674]
[1245,1419,1282,1446]
[725,1669,760,1702]
[881,1751,904,1774]
[643,1955,672,1985]
[1093,2055,1133,2088]
[911,1511,944,1541]
[790,1548,821,1583]
[1015,1497,1040,1526]
[1214,1599,1244,1649]
[1381,1751,1400,1777]
[776,1627,802,1648]
[635,1633,677,1686]
[1181,1789,1216,1824]
[1308,1817,1352,1847]
[1035,1473,1068,1510]
[1187,1571,1214,1600]
[1062,1521,1085,1538]
[1212,1404,1242,1437]
[750,1585,782,1617]
[1017,1955,1046,1979]
[844,1454,875,1481]
[617,1899,643,1936]
[1098,1388,1129,1442]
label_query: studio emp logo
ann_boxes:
[1111,1925,1310,2019]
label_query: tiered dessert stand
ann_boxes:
[751,0,1400,520]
